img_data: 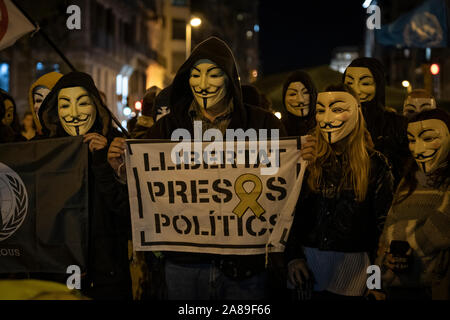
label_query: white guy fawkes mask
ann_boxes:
[58,87,97,136]
[407,119,450,173]
[33,87,51,117]
[2,99,14,126]
[344,67,376,103]
[403,97,436,119]
[316,91,359,144]
[285,81,310,117]
[189,59,228,110]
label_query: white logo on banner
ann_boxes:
[0,162,28,241]
[125,138,307,255]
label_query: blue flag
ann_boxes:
[376,0,448,48]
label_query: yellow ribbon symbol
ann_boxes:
[233,174,265,218]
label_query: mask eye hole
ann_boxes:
[423,137,436,143]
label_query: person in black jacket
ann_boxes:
[107,37,317,300]
[281,70,317,137]
[286,84,394,299]
[38,72,132,300]
[343,58,410,188]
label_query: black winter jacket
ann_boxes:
[285,150,394,264]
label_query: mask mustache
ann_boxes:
[193,87,220,96]
[415,149,438,160]
[320,122,344,129]
[63,114,90,124]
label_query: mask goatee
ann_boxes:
[421,162,427,173]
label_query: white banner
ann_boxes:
[125,137,307,255]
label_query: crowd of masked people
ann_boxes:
[0,37,448,300]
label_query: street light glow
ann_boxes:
[402,80,410,88]
[135,101,142,111]
[430,63,440,75]
[190,17,202,27]
[123,107,132,116]
[362,0,372,8]
[274,112,282,119]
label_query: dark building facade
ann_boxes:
[190,0,260,84]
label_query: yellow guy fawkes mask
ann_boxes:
[57,86,97,136]
[2,99,14,126]
[403,97,436,119]
[285,81,310,117]
[33,87,51,118]
[407,119,450,173]
[189,59,228,110]
[316,91,359,144]
[344,67,376,103]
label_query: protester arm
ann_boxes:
[91,148,131,219]
[371,154,395,262]
[284,205,306,263]
[414,192,450,256]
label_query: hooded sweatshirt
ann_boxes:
[146,37,286,140]
[144,36,286,269]
[281,70,317,137]
[28,71,63,134]
[38,72,112,139]
[343,58,410,187]
[37,72,131,298]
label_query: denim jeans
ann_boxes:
[164,260,268,300]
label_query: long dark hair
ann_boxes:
[395,108,450,204]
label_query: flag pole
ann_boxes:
[35,30,77,72]
[11,0,76,71]
[11,0,131,138]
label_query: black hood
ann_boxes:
[281,70,317,136]
[38,72,112,138]
[344,57,386,107]
[0,89,20,133]
[169,37,246,128]
[343,57,386,137]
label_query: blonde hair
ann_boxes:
[308,107,373,202]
